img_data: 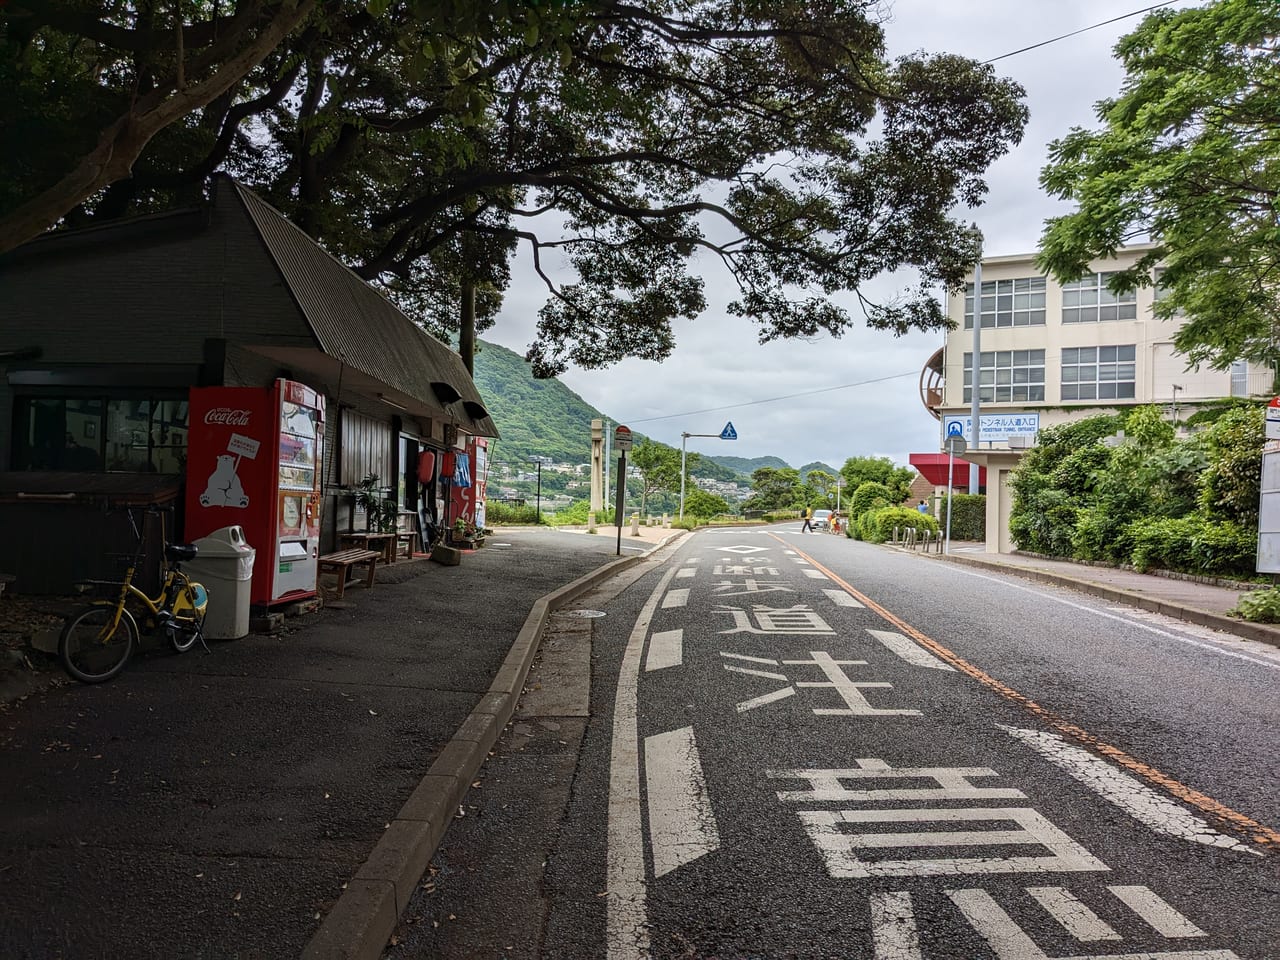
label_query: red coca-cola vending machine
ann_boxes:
[186,379,325,606]
[447,436,488,530]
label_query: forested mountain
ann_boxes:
[472,340,786,481]
[799,461,839,478]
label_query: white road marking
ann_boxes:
[1026,886,1120,942]
[644,629,683,672]
[1109,886,1206,938]
[724,664,789,680]
[949,565,1280,672]
[787,651,919,716]
[794,558,811,565]
[644,726,720,878]
[720,652,778,665]
[676,567,697,579]
[798,807,1109,878]
[736,686,797,712]
[662,588,689,608]
[867,629,956,671]
[870,891,923,960]
[768,762,1025,803]
[606,567,676,959]
[824,589,864,608]
[718,544,768,554]
[803,568,829,579]
[998,724,1259,856]
[948,887,1236,960]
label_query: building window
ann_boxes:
[1230,359,1249,397]
[1062,272,1138,323]
[964,350,1046,403]
[964,277,1047,329]
[1061,345,1136,400]
[1152,267,1185,317]
[12,395,188,473]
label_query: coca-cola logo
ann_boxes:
[204,407,252,426]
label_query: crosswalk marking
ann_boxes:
[870,891,922,960]
[824,589,864,608]
[803,568,828,579]
[1109,886,1206,938]
[867,629,956,671]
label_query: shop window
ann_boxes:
[11,395,187,472]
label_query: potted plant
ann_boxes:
[451,517,481,547]
[354,474,384,533]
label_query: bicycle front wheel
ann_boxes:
[59,604,137,683]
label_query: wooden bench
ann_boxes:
[317,548,379,599]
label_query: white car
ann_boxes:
[811,509,832,529]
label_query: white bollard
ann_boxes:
[588,512,597,533]
[662,513,670,528]
[631,514,640,536]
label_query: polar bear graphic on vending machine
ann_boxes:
[200,454,249,508]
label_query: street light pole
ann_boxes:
[679,432,690,520]
[969,244,983,494]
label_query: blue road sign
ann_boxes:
[720,421,738,440]
[947,421,964,437]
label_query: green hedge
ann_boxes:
[849,482,893,517]
[1126,515,1255,577]
[857,506,939,543]
[940,494,985,541]
[485,501,542,525]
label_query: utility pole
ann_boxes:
[969,243,983,494]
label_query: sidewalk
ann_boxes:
[912,542,1280,649]
[0,525,680,960]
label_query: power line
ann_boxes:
[625,370,917,424]
[984,3,1169,64]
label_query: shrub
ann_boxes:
[1010,488,1077,556]
[1232,587,1280,623]
[1127,515,1255,577]
[1072,504,1132,563]
[858,506,939,543]
[485,500,541,525]
[1199,405,1263,526]
[940,494,984,541]
[849,482,893,518]
[671,517,700,530]
[550,499,615,525]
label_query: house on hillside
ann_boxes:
[912,244,1269,551]
[0,174,497,593]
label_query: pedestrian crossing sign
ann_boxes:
[720,422,738,440]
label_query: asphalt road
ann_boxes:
[395,525,1280,960]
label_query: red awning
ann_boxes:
[909,453,986,489]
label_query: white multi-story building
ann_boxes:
[915,244,1270,551]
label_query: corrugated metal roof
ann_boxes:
[225,176,497,439]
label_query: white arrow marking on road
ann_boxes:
[824,589,864,608]
[867,629,956,671]
[644,726,720,878]
[998,724,1259,856]
[645,629,683,672]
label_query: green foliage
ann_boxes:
[1037,0,1280,370]
[684,488,730,519]
[840,457,917,505]
[848,482,893,518]
[550,499,614,526]
[710,455,788,477]
[630,438,682,513]
[858,506,938,544]
[1198,405,1263,526]
[744,466,802,513]
[941,494,985,541]
[1232,587,1280,623]
[670,517,701,531]
[485,500,541,525]
[354,474,397,532]
[1127,515,1255,577]
[1009,488,1078,557]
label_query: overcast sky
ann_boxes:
[482,1,1187,471]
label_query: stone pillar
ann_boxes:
[590,419,604,513]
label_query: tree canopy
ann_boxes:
[839,455,914,504]
[3,0,1027,374]
[1037,0,1280,371]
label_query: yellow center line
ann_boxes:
[775,534,1280,850]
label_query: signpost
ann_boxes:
[943,433,966,554]
[680,422,737,520]
[614,425,633,555]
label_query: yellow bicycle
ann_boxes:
[60,506,209,683]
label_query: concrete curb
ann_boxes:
[935,551,1280,651]
[301,531,686,960]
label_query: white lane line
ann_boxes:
[737,686,796,712]
[676,568,696,579]
[607,566,675,960]
[948,564,1280,672]
[724,664,789,680]
[662,588,689,608]
[803,568,828,579]
[644,726,720,878]
[824,589,864,608]
[998,724,1259,856]
[1026,886,1120,941]
[1109,886,1206,938]
[645,629,683,672]
[867,629,956,671]
[870,891,923,960]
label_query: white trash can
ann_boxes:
[186,526,256,640]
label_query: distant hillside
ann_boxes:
[799,461,839,478]
[707,454,790,476]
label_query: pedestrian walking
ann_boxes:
[917,499,929,515]
[801,506,814,532]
